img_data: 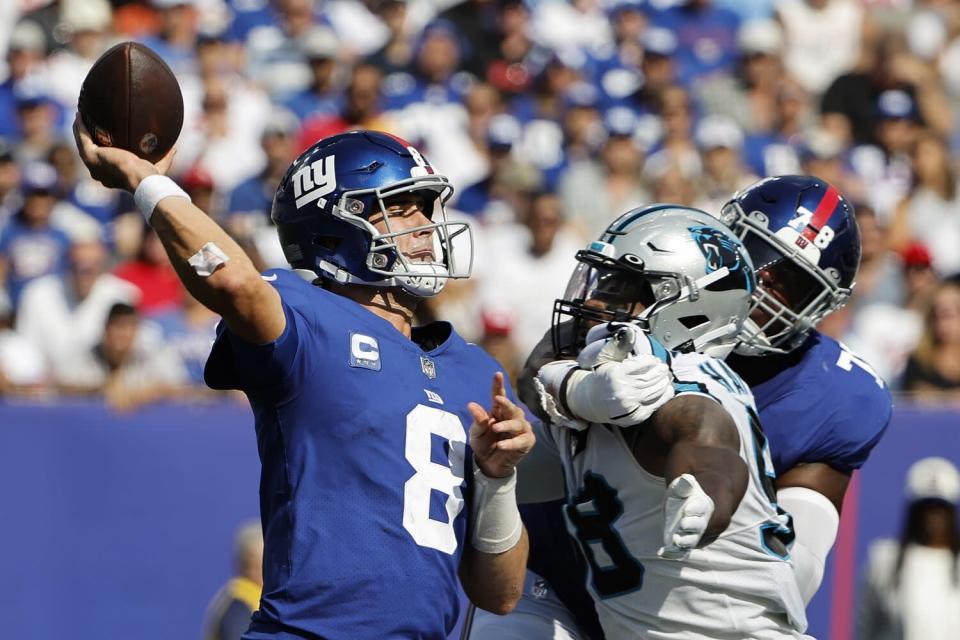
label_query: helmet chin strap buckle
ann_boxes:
[319,259,352,284]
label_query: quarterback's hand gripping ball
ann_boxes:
[658,473,715,560]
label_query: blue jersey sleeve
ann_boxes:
[203,270,319,392]
[759,337,893,474]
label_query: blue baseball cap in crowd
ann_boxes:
[487,114,522,150]
[608,0,646,18]
[641,27,678,58]
[13,78,53,109]
[876,89,920,122]
[21,162,58,194]
[694,115,744,151]
[604,106,638,137]
[564,82,600,109]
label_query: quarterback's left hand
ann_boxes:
[468,372,535,479]
[658,474,715,560]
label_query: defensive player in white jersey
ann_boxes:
[469,176,890,640]
[506,206,808,639]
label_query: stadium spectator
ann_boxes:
[478,308,522,390]
[114,225,183,315]
[797,128,863,201]
[456,113,533,220]
[474,0,538,99]
[560,107,649,239]
[142,0,200,77]
[0,21,47,141]
[776,0,863,96]
[151,287,220,387]
[368,0,418,75]
[692,115,756,213]
[741,75,812,177]
[384,20,486,189]
[651,0,741,87]
[0,290,46,394]
[529,0,612,55]
[478,191,583,358]
[243,0,325,99]
[857,457,960,640]
[851,89,921,222]
[203,521,264,640]
[297,63,395,149]
[592,0,647,97]
[55,301,189,410]
[0,162,71,307]
[0,139,21,225]
[178,164,218,221]
[696,18,784,135]
[902,280,960,398]
[629,27,679,115]
[16,238,139,378]
[281,27,341,121]
[643,85,701,187]
[558,83,604,169]
[228,111,297,224]
[844,240,939,388]
[821,30,951,148]
[888,131,960,276]
[43,0,112,114]
[11,80,62,166]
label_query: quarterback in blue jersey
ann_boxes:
[73,122,535,639]
[469,176,892,640]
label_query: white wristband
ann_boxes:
[134,174,191,223]
[470,462,523,554]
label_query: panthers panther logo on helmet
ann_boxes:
[689,225,753,294]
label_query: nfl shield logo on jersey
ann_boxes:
[349,333,381,371]
[420,356,436,379]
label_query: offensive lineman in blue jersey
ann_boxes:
[73,123,536,639]
[468,176,893,640]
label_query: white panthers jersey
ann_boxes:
[550,352,809,640]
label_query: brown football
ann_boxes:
[78,42,184,163]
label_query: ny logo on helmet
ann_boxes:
[293,155,337,209]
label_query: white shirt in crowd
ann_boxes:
[16,273,140,378]
[859,539,960,640]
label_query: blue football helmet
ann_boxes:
[272,130,473,297]
[720,175,862,354]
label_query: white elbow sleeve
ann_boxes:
[778,486,840,604]
[470,462,523,554]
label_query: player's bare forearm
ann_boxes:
[150,198,284,343]
[652,395,748,544]
[459,527,528,615]
[72,114,284,344]
[665,442,748,544]
[517,326,569,423]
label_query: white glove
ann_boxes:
[658,474,715,560]
[535,344,674,430]
[578,322,651,369]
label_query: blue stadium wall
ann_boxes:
[1,399,957,640]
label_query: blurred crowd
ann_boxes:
[0,0,959,407]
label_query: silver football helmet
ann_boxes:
[553,204,757,359]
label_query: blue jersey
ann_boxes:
[520,330,892,639]
[730,331,892,474]
[205,270,509,640]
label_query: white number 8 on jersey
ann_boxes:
[403,405,467,554]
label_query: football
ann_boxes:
[78,41,184,163]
